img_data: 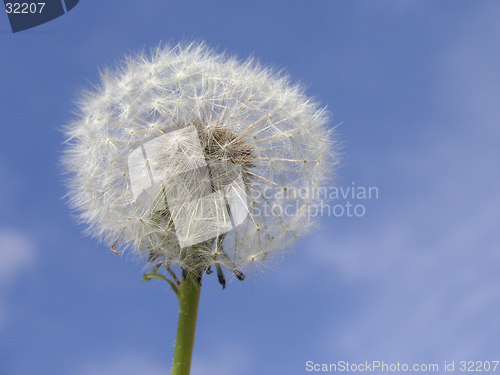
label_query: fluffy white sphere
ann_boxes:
[63,42,338,274]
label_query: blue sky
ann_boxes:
[1,1,499,374]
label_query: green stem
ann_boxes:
[171,271,202,375]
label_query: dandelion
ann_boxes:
[62,42,338,375]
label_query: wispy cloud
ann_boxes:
[0,229,36,330]
[0,229,36,285]
[191,344,250,375]
[75,354,167,375]
[74,345,249,375]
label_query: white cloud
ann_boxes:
[191,344,250,375]
[75,346,249,375]
[73,342,250,375]
[76,355,167,375]
[0,229,36,285]
[0,229,36,330]
[314,203,500,359]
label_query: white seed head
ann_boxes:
[62,42,339,274]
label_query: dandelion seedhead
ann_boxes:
[63,42,338,277]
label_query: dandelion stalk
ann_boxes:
[171,269,202,375]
